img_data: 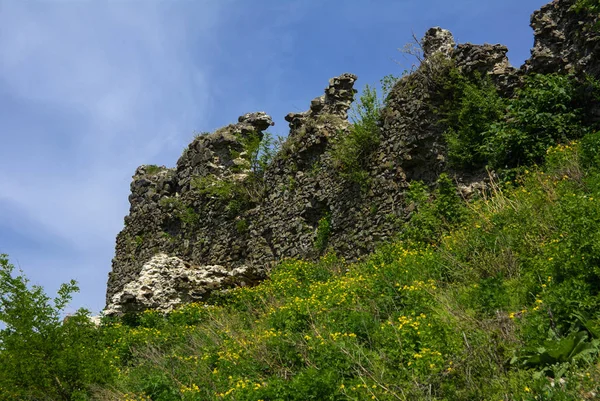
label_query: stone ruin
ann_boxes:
[104,0,600,315]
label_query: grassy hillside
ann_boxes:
[2,68,600,400]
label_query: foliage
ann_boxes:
[144,165,164,176]
[401,173,466,245]
[379,74,400,105]
[237,131,278,178]
[579,130,600,169]
[512,331,599,379]
[483,73,589,168]
[570,0,600,30]
[0,255,114,400]
[235,219,249,234]
[331,84,382,188]
[159,196,200,225]
[191,131,280,213]
[4,139,600,399]
[314,213,332,253]
[439,70,598,171]
[6,55,600,399]
[441,72,506,168]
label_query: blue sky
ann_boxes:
[0,0,549,315]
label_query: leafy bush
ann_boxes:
[579,130,600,169]
[442,73,506,168]
[331,84,382,188]
[483,73,588,168]
[439,70,598,172]
[0,255,114,400]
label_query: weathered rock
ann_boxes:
[422,27,456,59]
[176,112,274,192]
[454,43,521,95]
[524,0,600,78]
[105,253,252,315]
[285,73,357,131]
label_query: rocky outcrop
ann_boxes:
[105,253,253,314]
[104,0,599,315]
[422,27,456,59]
[525,0,599,78]
[454,43,521,96]
[106,114,275,305]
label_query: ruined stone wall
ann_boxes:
[525,0,599,78]
[105,0,599,314]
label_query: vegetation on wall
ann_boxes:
[440,70,598,171]
[159,196,200,225]
[314,213,332,253]
[570,0,600,30]
[331,84,382,187]
[330,75,399,189]
[190,131,280,217]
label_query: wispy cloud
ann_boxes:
[0,1,232,312]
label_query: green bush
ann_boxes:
[439,70,598,171]
[331,84,382,188]
[0,255,115,400]
[483,73,588,168]
[442,73,506,169]
[579,131,600,169]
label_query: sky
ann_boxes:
[0,0,549,315]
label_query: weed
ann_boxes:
[314,213,332,253]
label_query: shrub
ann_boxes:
[0,255,115,400]
[483,74,588,168]
[442,73,506,169]
[579,131,600,169]
[331,84,382,188]
[439,70,598,171]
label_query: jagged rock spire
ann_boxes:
[285,73,357,131]
[422,27,455,59]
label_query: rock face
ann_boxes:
[525,0,600,77]
[422,27,456,59]
[105,253,251,314]
[104,0,599,315]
